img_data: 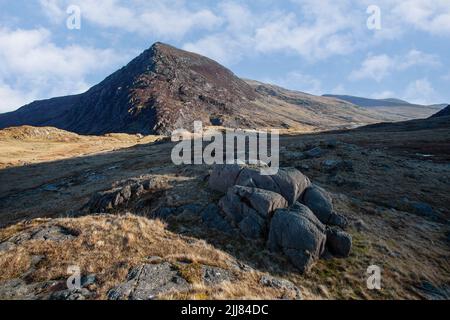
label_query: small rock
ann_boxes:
[304,147,324,158]
[5,225,78,246]
[416,281,450,300]
[328,212,349,229]
[326,227,352,257]
[322,159,353,173]
[353,219,369,232]
[260,275,302,300]
[202,266,234,285]
[50,288,94,300]
[107,262,190,300]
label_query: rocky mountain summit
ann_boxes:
[0,43,406,135]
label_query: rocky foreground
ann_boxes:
[0,124,449,300]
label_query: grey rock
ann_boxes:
[271,168,311,205]
[400,199,440,221]
[108,262,189,300]
[229,186,288,219]
[218,186,288,239]
[326,228,352,257]
[87,186,132,213]
[209,164,243,193]
[353,219,369,232]
[81,274,97,287]
[201,204,236,235]
[301,185,333,224]
[153,207,175,220]
[202,266,234,285]
[260,275,302,300]
[211,166,311,206]
[324,139,338,149]
[219,192,245,224]
[328,212,349,229]
[238,211,266,239]
[0,279,51,300]
[416,281,450,300]
[304,147,324,158]
[410,202,436,217]
[267,203,326,273]
[175,203,203,215]
[4,225,78,247]
[322,159,353,173]
[235,168,282,195]
[50,288,94,300]
[0,241,16,252]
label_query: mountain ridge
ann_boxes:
[0,42,424,135]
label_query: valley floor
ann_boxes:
[0,125,449,300]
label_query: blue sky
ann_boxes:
[0,0,449,113]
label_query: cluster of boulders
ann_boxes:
[207,164,352,273]
[85,179,155,213]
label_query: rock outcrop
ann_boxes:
[208,165,353,273]
[268,203,327,273]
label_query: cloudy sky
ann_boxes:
[0,0,449,113]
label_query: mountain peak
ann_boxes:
[0,43,259,135]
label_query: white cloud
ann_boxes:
[262,71,323,96]
[371,90,397,99]
[349,54,394,82]
[402,78,440,105]
[39,0,66,23]
[390,0,450,36]
[350,50,440,82]
[329,84,347,95]
[0,27,124,113]
[183,1,366,65]
[0,82,36,114]
[39,0,222,39]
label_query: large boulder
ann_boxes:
[267,203,327,273]
[326,228,352,257]
[235,167,311,205]
[230,186,288,219]
[237,211,266,239]
[208,164,243,193]
[209,165,311,205]
[301,185,333,224]
[218,186,287,239]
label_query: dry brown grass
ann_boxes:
[0,214,305,300]
[0,214,235,298]
[0,126,162,169]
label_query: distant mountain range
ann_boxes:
[323,94,446,120]
[0,43,443,135]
